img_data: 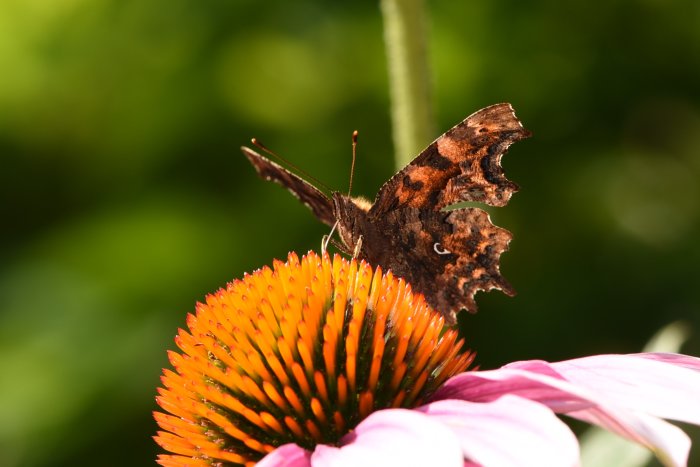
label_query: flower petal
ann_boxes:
[419,396,580,467]
[432,354,699,467]
[433,361,593,413]
[521,353,700,425]
[257,444,312,467]
[637,352,700,372]
[310,409,463,467]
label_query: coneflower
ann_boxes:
[154,252,700,467]
[154,251,472,466]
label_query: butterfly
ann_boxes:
[241,103,530,324]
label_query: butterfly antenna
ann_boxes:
[347,130,358,197]
[251,138,332,193]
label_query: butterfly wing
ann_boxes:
[369,103,530,216]
[362,207,515,324]
[361,103,529,323]
[241,147,336,227]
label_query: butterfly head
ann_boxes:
[330,193,373,254]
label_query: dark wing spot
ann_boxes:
[425,149,453,170]
[427,189,441,209]
[406,230,417,249]
[402,176,424,191]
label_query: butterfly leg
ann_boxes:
[352,235,363,259]
[321,221,341,256]
[321,234,330,256]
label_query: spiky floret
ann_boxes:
[154,252,473,466]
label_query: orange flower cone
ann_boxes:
[153,252,473,466]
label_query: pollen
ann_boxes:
[154,252,474,466]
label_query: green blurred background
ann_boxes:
[1,0,698,465]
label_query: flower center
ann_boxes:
[154,252,473,466]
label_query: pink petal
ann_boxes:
[636,352,700,372]
[419,396,580,467]
[257,443,312,467]
[433,362,594,413]
[432,354,699,466]
[310,409,463,467]
[523,353,700,425]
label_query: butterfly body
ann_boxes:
[242,103,530,324]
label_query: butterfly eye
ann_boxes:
[433,243,452,255]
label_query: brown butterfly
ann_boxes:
[241,103,530,324]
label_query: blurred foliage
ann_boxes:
[0,0,698,465]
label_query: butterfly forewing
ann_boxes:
[241,147,336,227]
[369,103,530,218]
